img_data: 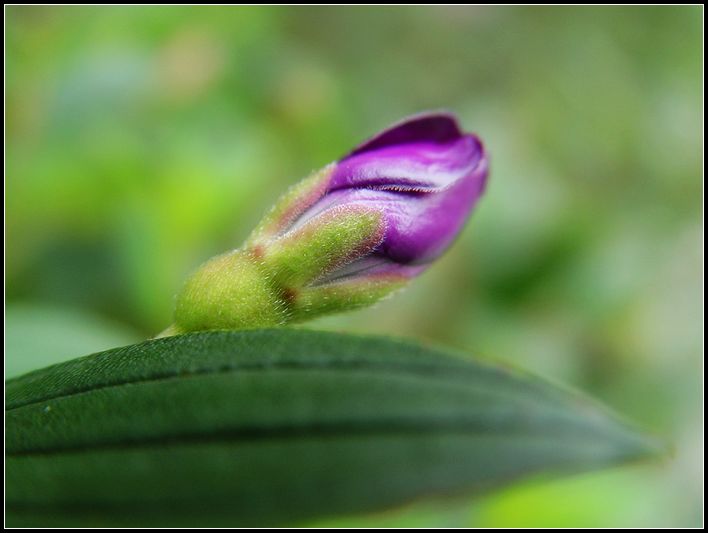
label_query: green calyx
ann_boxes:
[167,203,405,336]
[173,250,288,334]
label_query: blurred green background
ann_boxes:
[5,5,702,527]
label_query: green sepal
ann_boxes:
[247,164,334,244]
[263,206,386,288]
[173,250,289,333]
[291,275,409,322]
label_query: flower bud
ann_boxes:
[167,112,488,335]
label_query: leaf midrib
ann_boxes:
[7,417,625,458]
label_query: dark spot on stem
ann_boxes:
[281,287,298,307]
[250,245,265,261]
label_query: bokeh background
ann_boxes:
[6,5,703,527]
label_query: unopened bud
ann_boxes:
[165,112,488,335]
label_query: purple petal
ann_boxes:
[345,111,465,158]
[325,149,486,266]
[330,135,483,193]
[334,114,487,266]
[288,112,488,274]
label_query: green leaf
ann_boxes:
[5,329,661,527]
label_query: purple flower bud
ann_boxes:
[292,112,488,282]
[170,112,488,334]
